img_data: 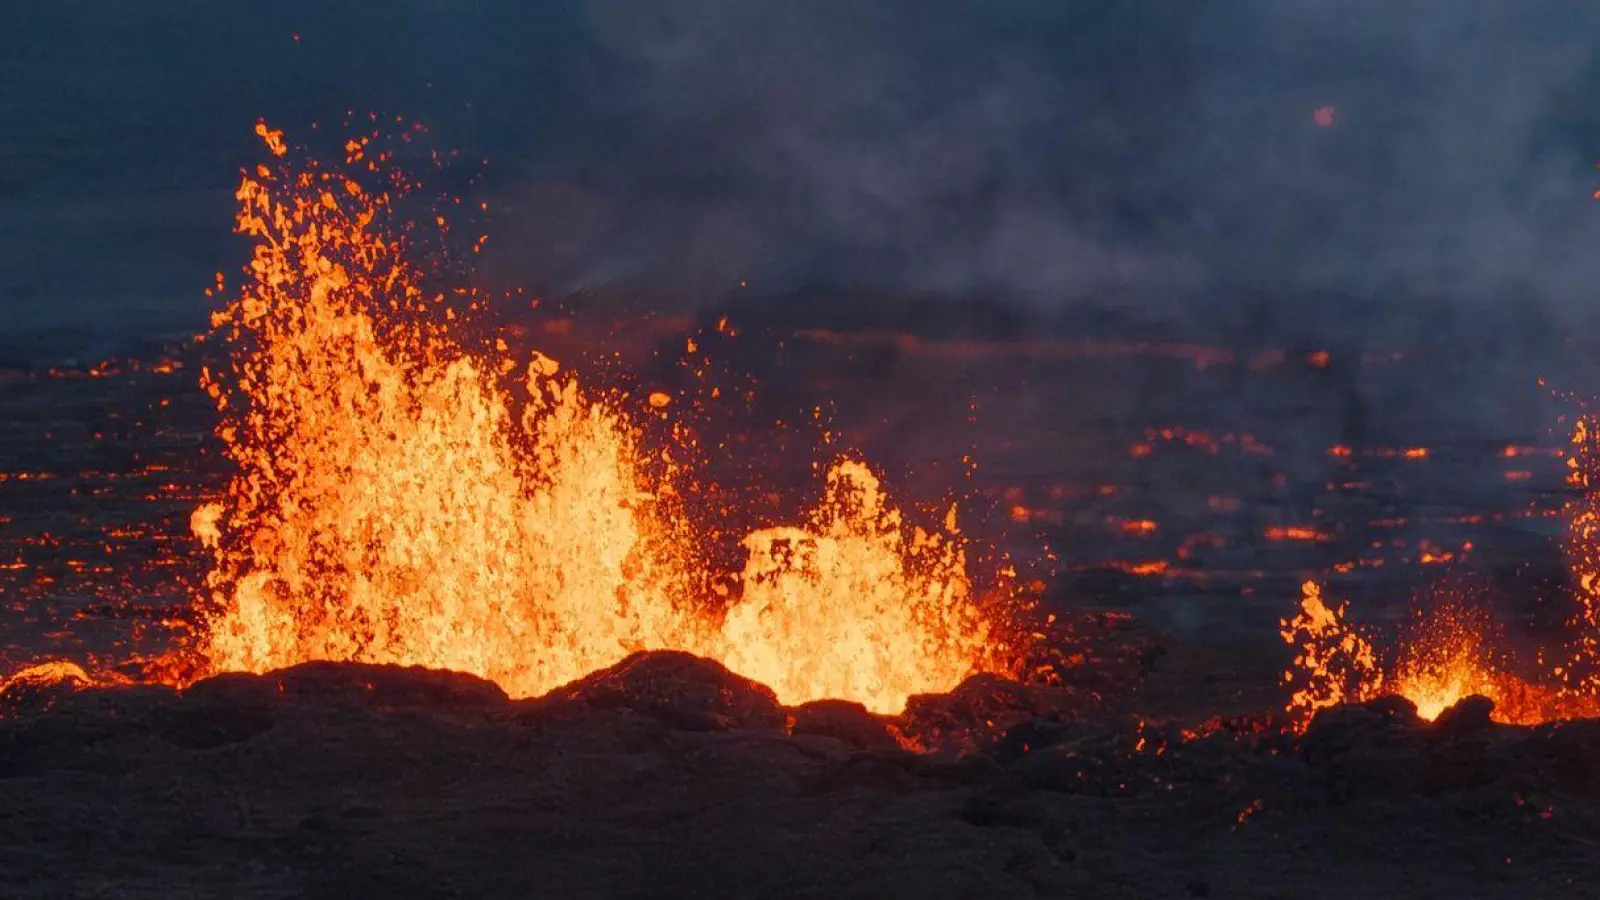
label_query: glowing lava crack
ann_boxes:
[183,123,1011,714]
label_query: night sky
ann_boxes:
[6,1,1600,348]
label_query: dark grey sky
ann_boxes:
[5,1,1600,344]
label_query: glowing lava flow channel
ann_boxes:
[187,123,1006,714]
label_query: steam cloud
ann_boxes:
[6,1,1600,339]
[484,0,1600,332]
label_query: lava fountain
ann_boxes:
[1279,581,1565,726]
[187,123,1008,713]
[1281,412,1600,726]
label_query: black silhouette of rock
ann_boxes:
[899,673,1092,755]
[1431,694,1496,738]
[788,698,903,752]
[0,655,1596,897]
[515,650,787,733]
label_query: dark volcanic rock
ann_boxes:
[188,661,508,713]
[1511,718,1600,795]
[1431,694,1497,738]
[1296,695,1580,800]
[146,662,510,750]
[0,662,1595,897]
[900,673,1090,755]
[518,650,787,733]
[155,679,280,750]
[788,698,904,752]
[267,660,510,712]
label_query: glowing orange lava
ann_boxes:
[1385,603,1503,721]
[0,660,97,692]
[1279,581,1381,723]
[1282,580,1589,727]
[187,123,1007,714]
[722,461,998,709]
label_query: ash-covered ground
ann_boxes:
[3,304,1600,897]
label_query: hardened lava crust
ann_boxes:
[0,648,1596,899]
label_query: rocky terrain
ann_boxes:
[0,648,1596,899]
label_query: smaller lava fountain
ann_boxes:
[1280,582,1539,725]
[1282,412,1600,727]
[183,123,1013,714]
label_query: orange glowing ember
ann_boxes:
[187,123,1007,714]
[1264,525,1324,543]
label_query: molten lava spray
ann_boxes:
[1279,581,1382,723]
[1282,579,1588,727]
[723,460,992,708]
[1566,414,1600,682]
[1385,603,1500,722]
[1279,408,1600,728]
[191,123,1006,713]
